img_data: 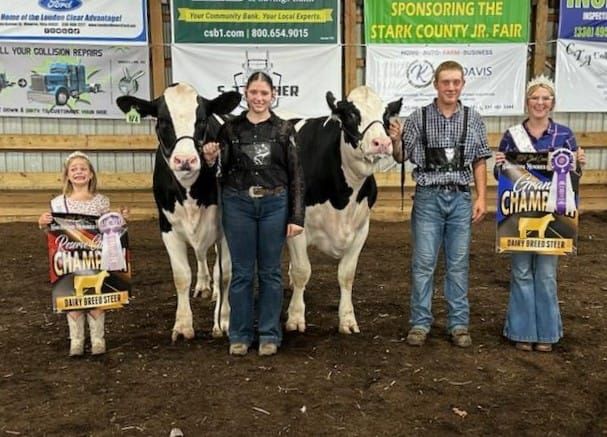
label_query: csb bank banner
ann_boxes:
[170,0,341,118]
[364,0,529,116]
[555,0,607,112]
[172,44,340,118]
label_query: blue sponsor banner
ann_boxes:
[559,0,607,41]
[0,0,147,44]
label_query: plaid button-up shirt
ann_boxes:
[403,100,492,186]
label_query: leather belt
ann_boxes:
[435,184,470,193]
[248,185,286,198]
[420,184,470,193]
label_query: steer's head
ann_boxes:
[327,86,402,163]
[117,83,240,187]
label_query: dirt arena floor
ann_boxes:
[1,212,606,436]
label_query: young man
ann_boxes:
[390,60,492,348]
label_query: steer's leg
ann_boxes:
[162,232,195,342]
[193,247,212,299]
[286,233,311,332]
[336,220,369,334]
[212,237,231,337]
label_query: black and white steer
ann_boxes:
[287,86,402,334]
[117,83,240,341]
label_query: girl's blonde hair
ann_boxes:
[62,151,98,196]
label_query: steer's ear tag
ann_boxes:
[126,107,141,124]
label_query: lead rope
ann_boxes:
[400,156,405,211]
[215,149,225,334]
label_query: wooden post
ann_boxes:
[149,0,166,97]
[344,1,357,96]
[533,0,548,76]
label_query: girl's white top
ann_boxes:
[50,194,110,216]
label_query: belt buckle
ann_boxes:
[248,186,264,198]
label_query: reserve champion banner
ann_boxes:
[171,44,341,118]
[0,42,150,119]
[366,44,526,116]
[171,0,338,44]
[558,0,607,42]
[496,153,579,256]
[47,213,131,313]
[0,0,147,44]
[364,0,529,44]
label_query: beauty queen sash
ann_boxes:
[50,195,68,213]
[507,125,536,153]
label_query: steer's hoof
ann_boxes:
[339,321,360,334]
[211,325,225,338]
[194,287,212,299]
[171,327,195,343]
[285,319,306,333]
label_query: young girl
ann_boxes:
[38,151,123,356]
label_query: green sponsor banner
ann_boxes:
[172,0,338,44]
[364,0,529,44]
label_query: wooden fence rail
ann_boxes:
[1,132,606,151]
[1,133,605,222]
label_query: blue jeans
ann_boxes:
[222,187,288,347]
[504,253,562,343]
[410,186,472,333]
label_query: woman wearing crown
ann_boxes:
[494,75,586,352]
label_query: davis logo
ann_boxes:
[38,0,82,11]
[407,60,434,89]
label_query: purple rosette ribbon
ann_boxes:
[547,148,576,216]
[98,212,127,271]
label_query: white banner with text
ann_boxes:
[366,44,527,116]
[171,44,341,118]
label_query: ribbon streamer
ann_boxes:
[546,148,576,216]
[98,212,127,271]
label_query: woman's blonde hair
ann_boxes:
[62,151,98,196]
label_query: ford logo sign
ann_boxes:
[38,0,82,11]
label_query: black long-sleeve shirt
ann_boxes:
[217,111,305,227]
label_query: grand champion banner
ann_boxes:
[366,44,527,116]
[47,213,131,313]
[364,0,529,44]
[172,44,341,118]
[0,0,147,44]
[496,153,579,255]
[0,42,150,118]
[555,0,607,112]
[171,0,338,44]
